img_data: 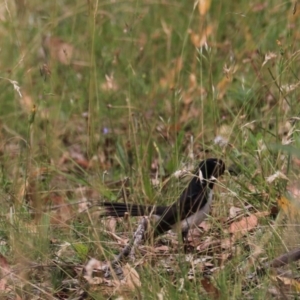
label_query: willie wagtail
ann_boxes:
[101,158,225,241]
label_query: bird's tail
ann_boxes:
[101,202,156,218]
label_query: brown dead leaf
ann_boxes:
[219,251,232,265]
[74,186,102,203]
[77,198,90,214]
[103,217,117,234]
[198,0,212,16]
[0,254,11,292]
[68,145,90,169]
[201,277,220,299]
[228,214,258,239]
[49,194,73,226]
[199,221,211,231]
[0,278,6,293]
[0,253,10,277]
[187,223,211,247]
[196,238,220,252]
[221,237,234,250]
[59,146,91,170]
[42,36,74,65]
[121,263,141,290]
[189,221,211,238]
[272,275,300,293]
[229,206,244,218]
[227,205,258,220]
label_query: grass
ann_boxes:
[0,0,300,298]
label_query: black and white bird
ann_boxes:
[101,158,225,241]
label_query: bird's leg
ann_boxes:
[181,229,191,252]
[181,230,188,243]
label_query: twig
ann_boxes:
[266,247,300,269]
[112,217,148,264]
[103,217,148,278]
[248,247,300,279]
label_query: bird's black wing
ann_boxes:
[153,177,210,236]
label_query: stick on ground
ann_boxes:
[103,217,149,278]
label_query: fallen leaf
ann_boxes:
[197,238,220,252]
[42,35,74,65]
[201,277,220,299]
[0,254,11,292]
[228,214,258,239]
[229,206,243,218]
[49,194,73,226]
[272,275,300,293]
[122,263,141,290]
[0,253,10,277]
[220,237,233,250]
[103,217,117,234]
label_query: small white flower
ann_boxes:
[214,135,228,147]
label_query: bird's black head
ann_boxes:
[197,158,225,185]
